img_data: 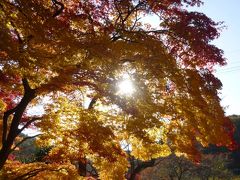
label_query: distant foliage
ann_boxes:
[140,154,233,180]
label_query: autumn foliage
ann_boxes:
[0,0,235,179]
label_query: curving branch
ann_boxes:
[18,117,42,134]
[0,78,36,170]
[10,134,42,153]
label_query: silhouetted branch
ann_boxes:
[18,117,42,134]
[52,0,64,17]
[0,78,36,170]
[11,134,41,152]
[13,167,65,180]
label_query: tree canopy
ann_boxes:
[0,0,236,179]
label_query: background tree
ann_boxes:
[0,0,236,178]
[228,115,240,174]
[140,153,233,180]
[200,115,240,175]
[11,134,51,163]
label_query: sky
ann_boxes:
[189,0,240,115]
[144,0,240,115]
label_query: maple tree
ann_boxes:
[0,0,236,179]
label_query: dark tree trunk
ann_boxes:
[0,145,12,170]
[0,78,36,170]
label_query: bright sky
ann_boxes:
[196,0,240,115]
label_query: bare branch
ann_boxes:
[18,117,42,134]
[10,134,42,153]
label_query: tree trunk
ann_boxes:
[0,78,36,170]
[0,146,11,169]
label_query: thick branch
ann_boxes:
[22,77,32,92]
[7,78,36,139]
[0,78,36,170]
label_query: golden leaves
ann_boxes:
[0,99,7,113]
[0,0,234,178]
[93,155,128,180]
[131,139,171,161]
[35,96,129,177]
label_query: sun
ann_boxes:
[117,75,135,96]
